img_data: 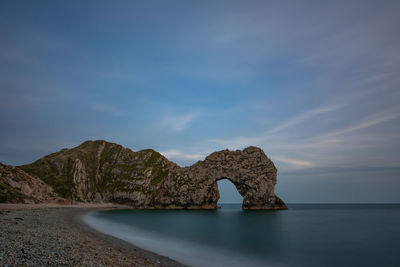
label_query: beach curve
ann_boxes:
[0,203,185,266]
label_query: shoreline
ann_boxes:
[0,203,185,266]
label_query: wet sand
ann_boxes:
[0,203,185,266]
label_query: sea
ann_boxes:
[83,204,400,267]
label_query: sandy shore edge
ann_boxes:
[0,203,185,266]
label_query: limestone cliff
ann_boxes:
[0,162,65,203]
[19,140,287,210]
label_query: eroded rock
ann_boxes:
[18,140,287,210]
[0,163,65,203]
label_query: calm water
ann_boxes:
[84,204,400,267]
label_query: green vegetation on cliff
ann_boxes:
[19,140,173,202]
[0,162,63,203]
[15,140,287,210]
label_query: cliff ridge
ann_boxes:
[12,140,286,210]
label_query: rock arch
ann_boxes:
[20,140,288,210]
[185,146,288,210]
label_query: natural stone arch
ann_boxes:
[20,140,287,210]
[187,146,288,210]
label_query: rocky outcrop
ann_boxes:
[0,163,65,203]
[186,147,287,210]
[19,140,287,210]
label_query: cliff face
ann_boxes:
[0,163,64,203]
[19,140,287,210]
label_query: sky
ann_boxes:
[1,0,399,203]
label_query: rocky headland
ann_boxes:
[1,140,287,210]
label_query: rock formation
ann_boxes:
[18,140,287,210]
[0,162,65,203]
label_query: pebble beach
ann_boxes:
[0,204,184,267]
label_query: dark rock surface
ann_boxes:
[18,140,287,210]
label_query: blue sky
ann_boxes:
[1,0,399,203]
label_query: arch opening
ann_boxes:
[216,178,243,206]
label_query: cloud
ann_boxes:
[272,156,316,169]
[268,104,342,133]
[209,136,265,150]
[209,104,343,150]
[276,112,400,152]
[320,112,400,138]
[208,102,400,173]
[159,149,205,161]
[161,112,197,132]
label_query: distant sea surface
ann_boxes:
[84,204,400,267]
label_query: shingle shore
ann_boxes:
[0,206,184,266]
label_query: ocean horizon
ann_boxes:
[84,203,400,267]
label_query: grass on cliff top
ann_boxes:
[18,141,175,200]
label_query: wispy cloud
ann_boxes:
[273,156,316,169]
[209,105,400,173]
[209,104,343,150]
[159,149,205,161]
[161,112,197,132]
[268,105,341,133]
[320,112,400,138]
[209,136,265,150]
